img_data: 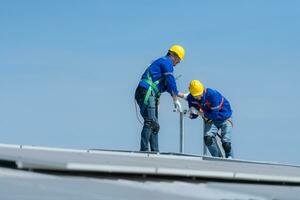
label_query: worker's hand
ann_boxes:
[177,92,188,99]
[183,93,189,100]
[189,107,199,115]
[198,109,204,117]
[173,99,182,112]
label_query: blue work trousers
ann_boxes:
[135,87,159,152]
[204,119,233,158]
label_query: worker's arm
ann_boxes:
[165,73,180,99]
[186,95,202,119]
[161,62,179,98]
[177,92,187,99]
[161,63,184,112]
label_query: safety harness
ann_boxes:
[141,70,164,106]
[204,97,224,124]
[205,97,224,111]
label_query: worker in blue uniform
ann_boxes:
[185,80,233,158]
[135,45,186,152]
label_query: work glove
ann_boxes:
[189,107,199,115]
[189,107,204,116]
[183,93,189,100]
[173,99,182,112]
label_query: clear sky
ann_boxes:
[0,1,299,164]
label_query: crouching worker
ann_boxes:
[185,80,233,158]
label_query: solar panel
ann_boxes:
[1,143,300,184]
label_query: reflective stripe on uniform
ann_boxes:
[163,72,173,76]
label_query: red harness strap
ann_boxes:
[193,89,224,112]
[206,97,224,111]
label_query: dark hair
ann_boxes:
[167,50,179,59]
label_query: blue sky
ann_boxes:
[0,1,299,164]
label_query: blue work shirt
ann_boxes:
[138,56,179,96]
[186,88,232,121]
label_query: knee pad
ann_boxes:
[204,136,214,146]
[151,120,160,133]
[144,119,152,128]
[144,119,160,133]
[222,142,231,153]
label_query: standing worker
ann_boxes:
[135,45,186,152]
[185,80,233,158]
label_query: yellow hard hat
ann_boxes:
[169,45,185,60]
[189,80,204,96]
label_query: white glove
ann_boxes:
[183,93,189,100]
[173,99,182,112]
[189,107,199,115]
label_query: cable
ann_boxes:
[134,99,144,125]
[175,74,182,80]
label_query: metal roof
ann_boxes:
[1,143,300,200]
